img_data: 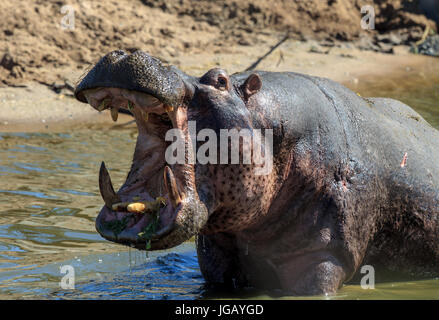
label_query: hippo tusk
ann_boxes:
[110,107,118,122]
[164,166,181,209]
[99,161,120,208]
[127,202,146,213]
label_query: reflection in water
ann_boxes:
[0,65,438,299]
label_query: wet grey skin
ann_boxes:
[75,50,439,296]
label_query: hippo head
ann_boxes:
[75,50,270,250]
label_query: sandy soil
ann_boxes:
[1,41,437,132]
[0,0,438,132]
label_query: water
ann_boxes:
[351,62,439,130]
[0,126,209,299]
[0,67,438,299]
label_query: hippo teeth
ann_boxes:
[164,105,174,113]
[110,107,119,122]
[99,161,121,208]
[98,98,111,111]
[164,166,181,209]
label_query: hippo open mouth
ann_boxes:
[75,51,208,250]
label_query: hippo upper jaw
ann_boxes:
[74,51,208,250]
[75,50,186,108]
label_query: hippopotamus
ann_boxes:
[74,50,439,296]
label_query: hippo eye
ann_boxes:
[217,76,228,90]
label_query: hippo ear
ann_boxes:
[241,73,262,101]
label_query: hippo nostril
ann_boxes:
[103,50,129,64]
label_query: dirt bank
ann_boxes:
[1,0,437,87]
[0,0,438,132]
[1,38,437,132]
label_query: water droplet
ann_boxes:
[128,247,132,272]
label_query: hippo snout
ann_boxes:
[75,50,186,108]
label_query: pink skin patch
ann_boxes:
[341,180,348,192]
[400,152,408,168]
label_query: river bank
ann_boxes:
[1,38,438,132]
[1,0,438,132]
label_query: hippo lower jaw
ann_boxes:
[81,87,208,250]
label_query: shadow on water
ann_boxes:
[48,244,206,300]
[0,60,438,299]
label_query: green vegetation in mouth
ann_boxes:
[149,196,166,212]
[105,215,130,239]
[138,212,160,250]
[137,197,166,249]
[127,101,134,112]
[106,197,166,248]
